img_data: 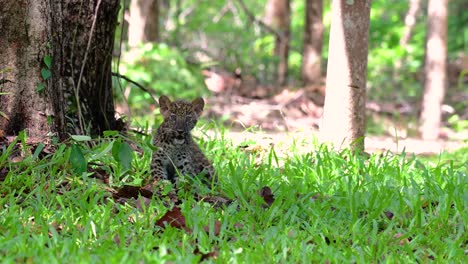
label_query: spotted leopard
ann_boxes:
[150,95,215,188]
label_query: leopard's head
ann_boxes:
[158,95,205,144]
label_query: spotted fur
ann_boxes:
[150,95,215,187]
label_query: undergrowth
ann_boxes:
[0,128,466,263]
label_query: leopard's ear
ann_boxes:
[192,97,205,116]
[159,95,172,116]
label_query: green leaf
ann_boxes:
[32,142,45,160]
[71,135,92,142]
[0,67,13,74]
[103,130,119,137]
[36,83,45,93]
[70,144,87,175]
[90,141,114,161]
[112,141,133,171]
[0,111,9,121]
[44,55,52,68]
[41,68,51,80]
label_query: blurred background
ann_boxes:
[112,0,467,145]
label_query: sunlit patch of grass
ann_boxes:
[0,126,466,262]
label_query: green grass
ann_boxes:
[0,127,467,263]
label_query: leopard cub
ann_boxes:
[150,95,215,187]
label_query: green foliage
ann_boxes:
[111,0,467,141]
[448,115,468,132]
[116,43,207,113]
[1,128,466,262]
[112,140,133,171]
[36,55,52,93]
[146,0,466,101]
[0,92,11,121]
[70,144,87,175]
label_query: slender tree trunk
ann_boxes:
[419,0,448,140]
[394,0,422,70]
[301,0,323,85]
[265,0,291,86]
[128,0,160,47]
[321,0,371,152]
[0,0,120,140]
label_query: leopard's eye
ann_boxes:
[170,113,177,120]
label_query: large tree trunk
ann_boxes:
[265,0,291,86]
[0,1,51,138]
[301,0,323,85]
[128,0,160,47]
[0,0,120,140]
[321,0,371,152]
[419,0,448,140]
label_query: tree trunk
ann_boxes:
[301,0,324,85]
[419,0,448,140]
[0,0,51,138]
[265,0,291,86]
[321,0,371,152]
[128,0,160,47]
[394,0,422,70]
[0,0,120,140]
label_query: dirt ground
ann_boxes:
[204,90,467,156]
[201,129,466,157]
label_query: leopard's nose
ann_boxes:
[176,129,184,134]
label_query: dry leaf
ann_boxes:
[155,206,188,231]
[258,186,275,207]
[203,220,222,236]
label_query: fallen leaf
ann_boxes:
[0,167,8,181]
[135,196,153,211]
[384,211,394,220]
[258,186,275,207]
[155,206,188,231]
[88,167,110,184]
[203,220,222,236]
[113,185,154,199]
[113,235,121,246]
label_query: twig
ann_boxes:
[235,0,284,40]
[0,79,14,85]
[115,0,132,119]
[76,0,103,133]
[212,2,231,23]
[227,0,243,26]
[111,72,158,104]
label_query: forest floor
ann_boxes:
[204,89,467,156]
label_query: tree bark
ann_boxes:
[301,0,324,85]
[265,0,291,86]
[0,0,51,138]
[321,0,371,152]
[0,0,120,140]
[419,0,448,140]
[128,0,160,47]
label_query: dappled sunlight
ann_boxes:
[199,128,466,158]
